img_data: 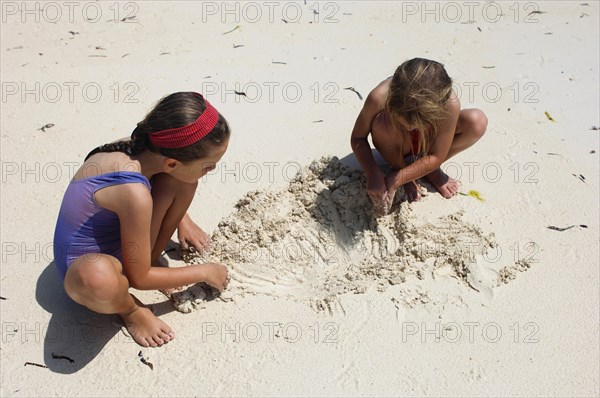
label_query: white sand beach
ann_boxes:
[1,1,598,396]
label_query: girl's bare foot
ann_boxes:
[120,295,175,347]
[403,180,422,202]
[425,168,460,198]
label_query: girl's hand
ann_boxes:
[367,171,387,203]
[200,263,229,292]
[367,171,390,216]
[384,169,401,193]
[384,170,403,214]
[177,214,211,255]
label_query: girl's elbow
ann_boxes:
[351,136,369,149]
[127,274,147,290]
[128,278,142,290]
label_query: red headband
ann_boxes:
[149,95,220,148]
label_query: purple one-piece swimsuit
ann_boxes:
[53,171,151,280]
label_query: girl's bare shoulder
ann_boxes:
[366,78,392,109]
[445,89,461,114]
[371,78,391,98]
[75,143,141,181]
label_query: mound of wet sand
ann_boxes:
[169,157,531,313]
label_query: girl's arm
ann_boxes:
[350,82,388,180]
[96,183,222,291]
[386,97,461,191]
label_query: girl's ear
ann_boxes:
[163,157,181,173]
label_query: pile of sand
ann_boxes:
[170,157,530,313]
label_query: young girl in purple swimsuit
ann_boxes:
[53,92,230,347]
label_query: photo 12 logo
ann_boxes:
[452,81,540,104]
[401,321,540,343]
[200,81,346,104]
[1,321,138,345]
[400,1,544,24]
[200,1,340,24]
[1,1,140,23]
[1,82,140,104]
[200,160,305,184]
[440,161,540,185]
[200,321,339,344]
[1,160,145,185]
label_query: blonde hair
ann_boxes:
[386,58,453,155]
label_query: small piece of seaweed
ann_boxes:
[344,87,363,100]
[138,351,154,370]
[547,225,588,232]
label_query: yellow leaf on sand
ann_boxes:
[467,190,485,202]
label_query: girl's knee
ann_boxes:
[473,110,488,138]
[463,109,487,139]
[64,255,124,302]
[152,173,198,196]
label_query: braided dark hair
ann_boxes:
[85,92,230,163]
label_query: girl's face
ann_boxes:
[394,116,417,132]
[166,138,229,184]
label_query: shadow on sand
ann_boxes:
[36,261,175,373]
